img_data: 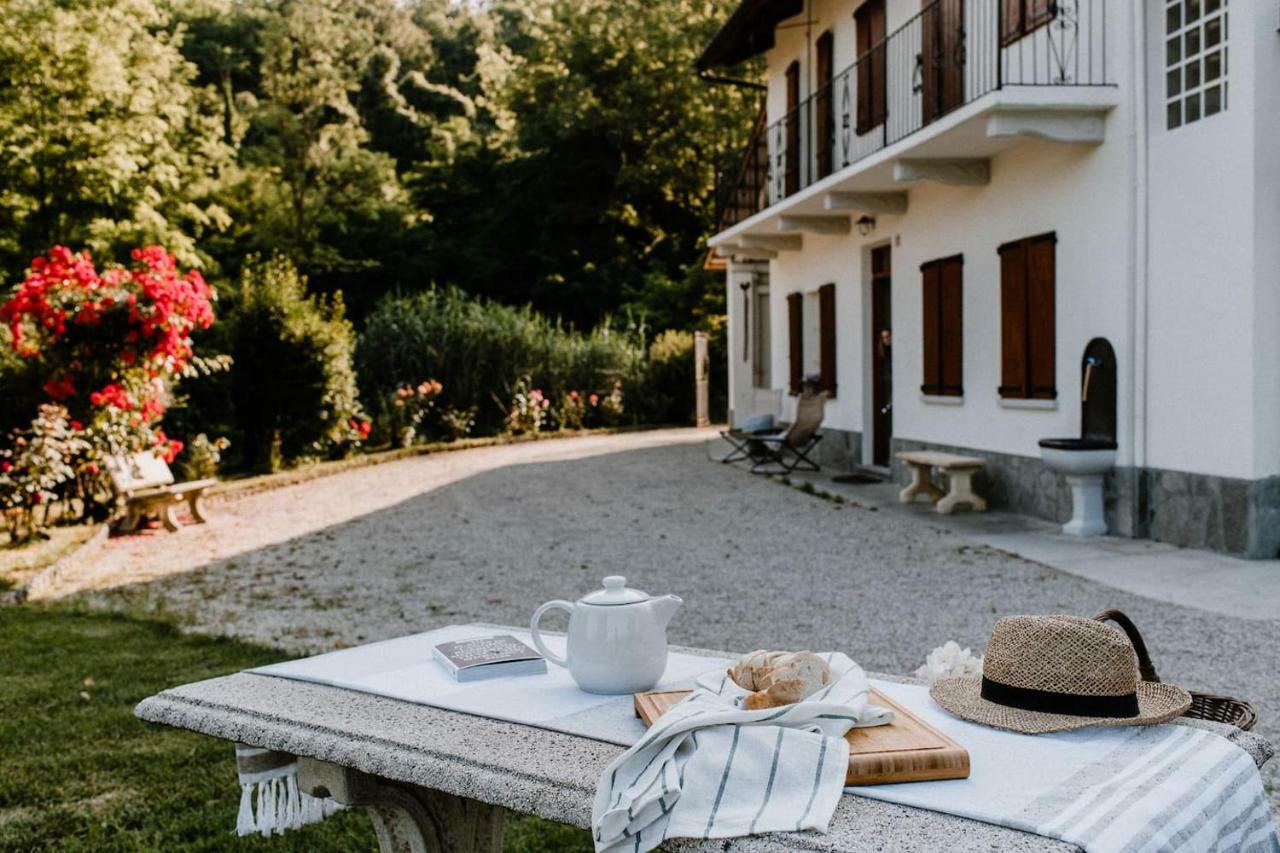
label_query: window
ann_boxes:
[1001,0,1056,46]
[787,286,837,396]
[998,233,1056,400]
[854,0,886,134]
[1165,0,1227,130]
[815,31,835,178]
[920,255,963,397]
[752,283,771,388]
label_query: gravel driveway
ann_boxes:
[47,428,1279,810]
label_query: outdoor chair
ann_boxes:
[105,452,217,533]
[746,388,825,475]
[719,413,779,464]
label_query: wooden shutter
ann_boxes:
[1028,0,1055,27]
[787,292,803,395]
[920,261,941,394]
[819,283,837,396]
[1001,0,1024,45]
[1026,233,1057,398]
[940,256,964,395]
[921,256,963,396]
[999,241,1029,398]
[855,0,886,134]
[921,0,939,125]
[816,32,834,178]
[785,62,801,196]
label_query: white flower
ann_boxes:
[913,640,983,684]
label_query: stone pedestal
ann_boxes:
[1063,474,1107,536]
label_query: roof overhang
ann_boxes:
[695,0,802,71]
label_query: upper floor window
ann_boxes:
[854,0,887,134]
[1165,0,1227,129]
[1001,0,1056,46]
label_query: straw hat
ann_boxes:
[930,615,1191,735]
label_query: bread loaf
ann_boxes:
[728,650,832,710]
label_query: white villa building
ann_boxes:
[700,0,1280,557]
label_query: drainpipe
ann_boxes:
[1129,0,1151,528]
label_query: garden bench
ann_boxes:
[105,453,216,533]
[896,451,988,515]
[133,630,1274,853]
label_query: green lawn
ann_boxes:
[0,605,592,852]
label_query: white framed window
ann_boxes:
[1165,0,1227,130]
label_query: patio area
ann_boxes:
[36,428,1280,817]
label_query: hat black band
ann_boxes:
[980,676,1140,718]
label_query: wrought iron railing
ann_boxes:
[721,0,1110,225]
[713,100,770,232]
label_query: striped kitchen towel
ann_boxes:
[851,681,1280,853]
[591,653,892,853]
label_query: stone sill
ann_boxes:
[999,397,1059,411]
[920,394,964,406]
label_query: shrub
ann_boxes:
[387,380,443,447]
[635,330,694,425]
[507,377,550,435]
[176,433,230,481]
[438,406,476,441]
[356,288,645,437]
[0,405,92,543]
[226,255,363,471]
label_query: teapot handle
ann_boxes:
[529,600,573,667]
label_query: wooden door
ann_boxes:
[921,0,965,125]
[870,246,893,467]
[815,31,834,178]
[785,61,801,196]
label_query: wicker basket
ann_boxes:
[1094,609,1258,731]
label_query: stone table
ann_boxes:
[135,652,1274,853]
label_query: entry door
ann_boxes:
[870,246,893,466]
[921,0,965,125]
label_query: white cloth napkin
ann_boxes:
[591,652,892,853]
[851,682,1280,853]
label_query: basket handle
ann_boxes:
[1093,609,1161,683]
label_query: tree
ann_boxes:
[0,0,232,282]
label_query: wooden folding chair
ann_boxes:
[748,390,826,475]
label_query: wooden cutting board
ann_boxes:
[634,687,969,786]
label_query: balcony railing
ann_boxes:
[721,0,1110,226]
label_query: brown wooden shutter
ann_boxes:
[855,0,886,135]
[920,261,941,394]
[999,241,1029,398]
[921,0,938,125]
[787,292,803,395]
[1026,233,1057,398]
[940,256,964,395]
[816,31,834,178]
[818,283,837,396]
[1028,0,1055,29]
[1001,0,1024,45]
[785,62,801,196]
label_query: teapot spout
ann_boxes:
[649,594,682,627]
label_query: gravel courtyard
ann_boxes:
[46,428,1279,807]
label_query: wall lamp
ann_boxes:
[856,215,877,236]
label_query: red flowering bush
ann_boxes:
[0,246,222,535]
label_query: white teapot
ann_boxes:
[530,576,682,694]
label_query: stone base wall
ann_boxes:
[813,427,862,472]
[890,438,1280,559]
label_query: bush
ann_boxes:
[226,256,365,472]
[356,288,645,437]
[634,330,695,425]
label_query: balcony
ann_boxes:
[710,0,1116,255]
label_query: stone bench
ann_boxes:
[895,451,988,515]
[105,452,216,533]
[133,634,1274,853]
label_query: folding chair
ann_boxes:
[719,414,779,464]
[747,389,825,475]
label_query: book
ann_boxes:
[432,634,548,682]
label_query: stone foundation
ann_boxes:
[813,427,862,472]
[890,438,1280,559]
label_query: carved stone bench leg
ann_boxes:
[899,463,944,505]
[158,500,181,532]
[297,758,505,853]
[936,467,987,515]
[187,491,209,524]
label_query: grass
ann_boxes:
[0,605,592,852]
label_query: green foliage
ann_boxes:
[637,330,696,426]
[356,288,645,436]
[0,0,232,280]
[227,256,363,471]
[0,605,591,851]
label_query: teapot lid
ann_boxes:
[581,576,649,606]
